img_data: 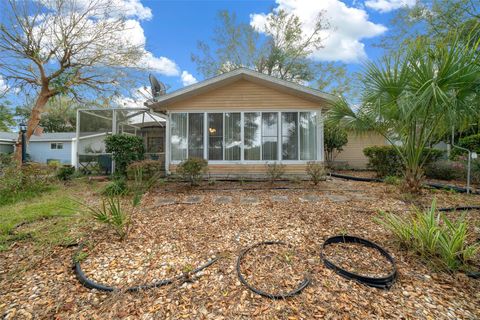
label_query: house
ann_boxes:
[0,132,77,166]
[146,68,386,176]
[0,132,16,154]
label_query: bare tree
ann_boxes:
[0,0,146,162]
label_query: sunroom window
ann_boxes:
[171,111,318,162]
[281,112,298,160]
[224,113,241,160]
[244,112,261,160]
[208,113,223,160]
[261,112,278,160]
[188,113,204,158]
[300,112,317,160]
[171,113,187,161]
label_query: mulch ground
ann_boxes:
[1,178,480,319]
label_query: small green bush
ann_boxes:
[306,161,326,185]
[265,162,286,184]
[0,163,56,206]
[425,160,464,181]
[472,160,480,184]
[126,160,163,180]
[102,179,128,196]
[376,199,478,271]
[105,134,145,176]
[384,175,401,185]
[56,165,75,181]
[177,157,208,186]
[451,133,480,159]
[363,146,444,177]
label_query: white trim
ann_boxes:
[165,114,170,174]
[168,109,323,165]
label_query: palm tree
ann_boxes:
[328,34,479,193]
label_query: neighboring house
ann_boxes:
[0,132,76,166]
[0,132,16,154]
[145,68,327,176]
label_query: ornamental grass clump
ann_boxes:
[266,162,286,184]
[375,199,478,272]
[306,161,326,185]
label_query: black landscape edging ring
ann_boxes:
[437,206,480,212]
[321,235,397,289]
[73,246,218,292]
[236,241,311,299]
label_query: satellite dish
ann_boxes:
[149,74,166,101]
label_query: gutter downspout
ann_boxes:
[451,127,471,194]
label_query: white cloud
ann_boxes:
[250,0,387,63]
[40,0,152,20]
[0,76,7,93]
[180,71,198,86]
[365,0,416,13]
[141,53,180,76]
[35,1,179,77]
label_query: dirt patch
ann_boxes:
[1,179,480,319]
[322,242,394,278]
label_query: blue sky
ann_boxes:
[138,0,405,91]
[0,0,416,107]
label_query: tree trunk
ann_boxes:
[403,166,424,194]
[14,87,51,164]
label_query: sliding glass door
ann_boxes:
[261,112,278,160]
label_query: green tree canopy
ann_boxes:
[192,10,334,84]
[328,32,480,192]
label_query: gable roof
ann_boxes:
[146,68,337,110]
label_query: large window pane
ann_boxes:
[262,112,278,160]
[300,112,317,160]
[244,112,261,160]
[282,112,298,160]
[171,113,187,161]
[208,113,223,160]
[188,113,204,158]
[225,113,241,160]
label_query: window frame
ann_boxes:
[50,142,64,150]
[168,109,321,164]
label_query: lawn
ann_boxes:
[1,177,479,319]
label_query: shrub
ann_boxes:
[375,199,478,271]
[177,157,208,186]
[105,134,145,176]
[265,162,285,184]
[363,146,444,178]
[126,160,163,180]
[56,165,75,181]
[306,161,326,185]
[80,196,131,240]
[472,160,480,185]
[102,178,128,196]
[0,163,55,205]
[324,122,348,164]
[451,133,480,159]
[425,160,464,181]
[0,153,14,172]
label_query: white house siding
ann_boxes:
[28,141,73,165]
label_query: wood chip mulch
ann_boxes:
[1,179,480,319]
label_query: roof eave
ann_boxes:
[147,68,337,110]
